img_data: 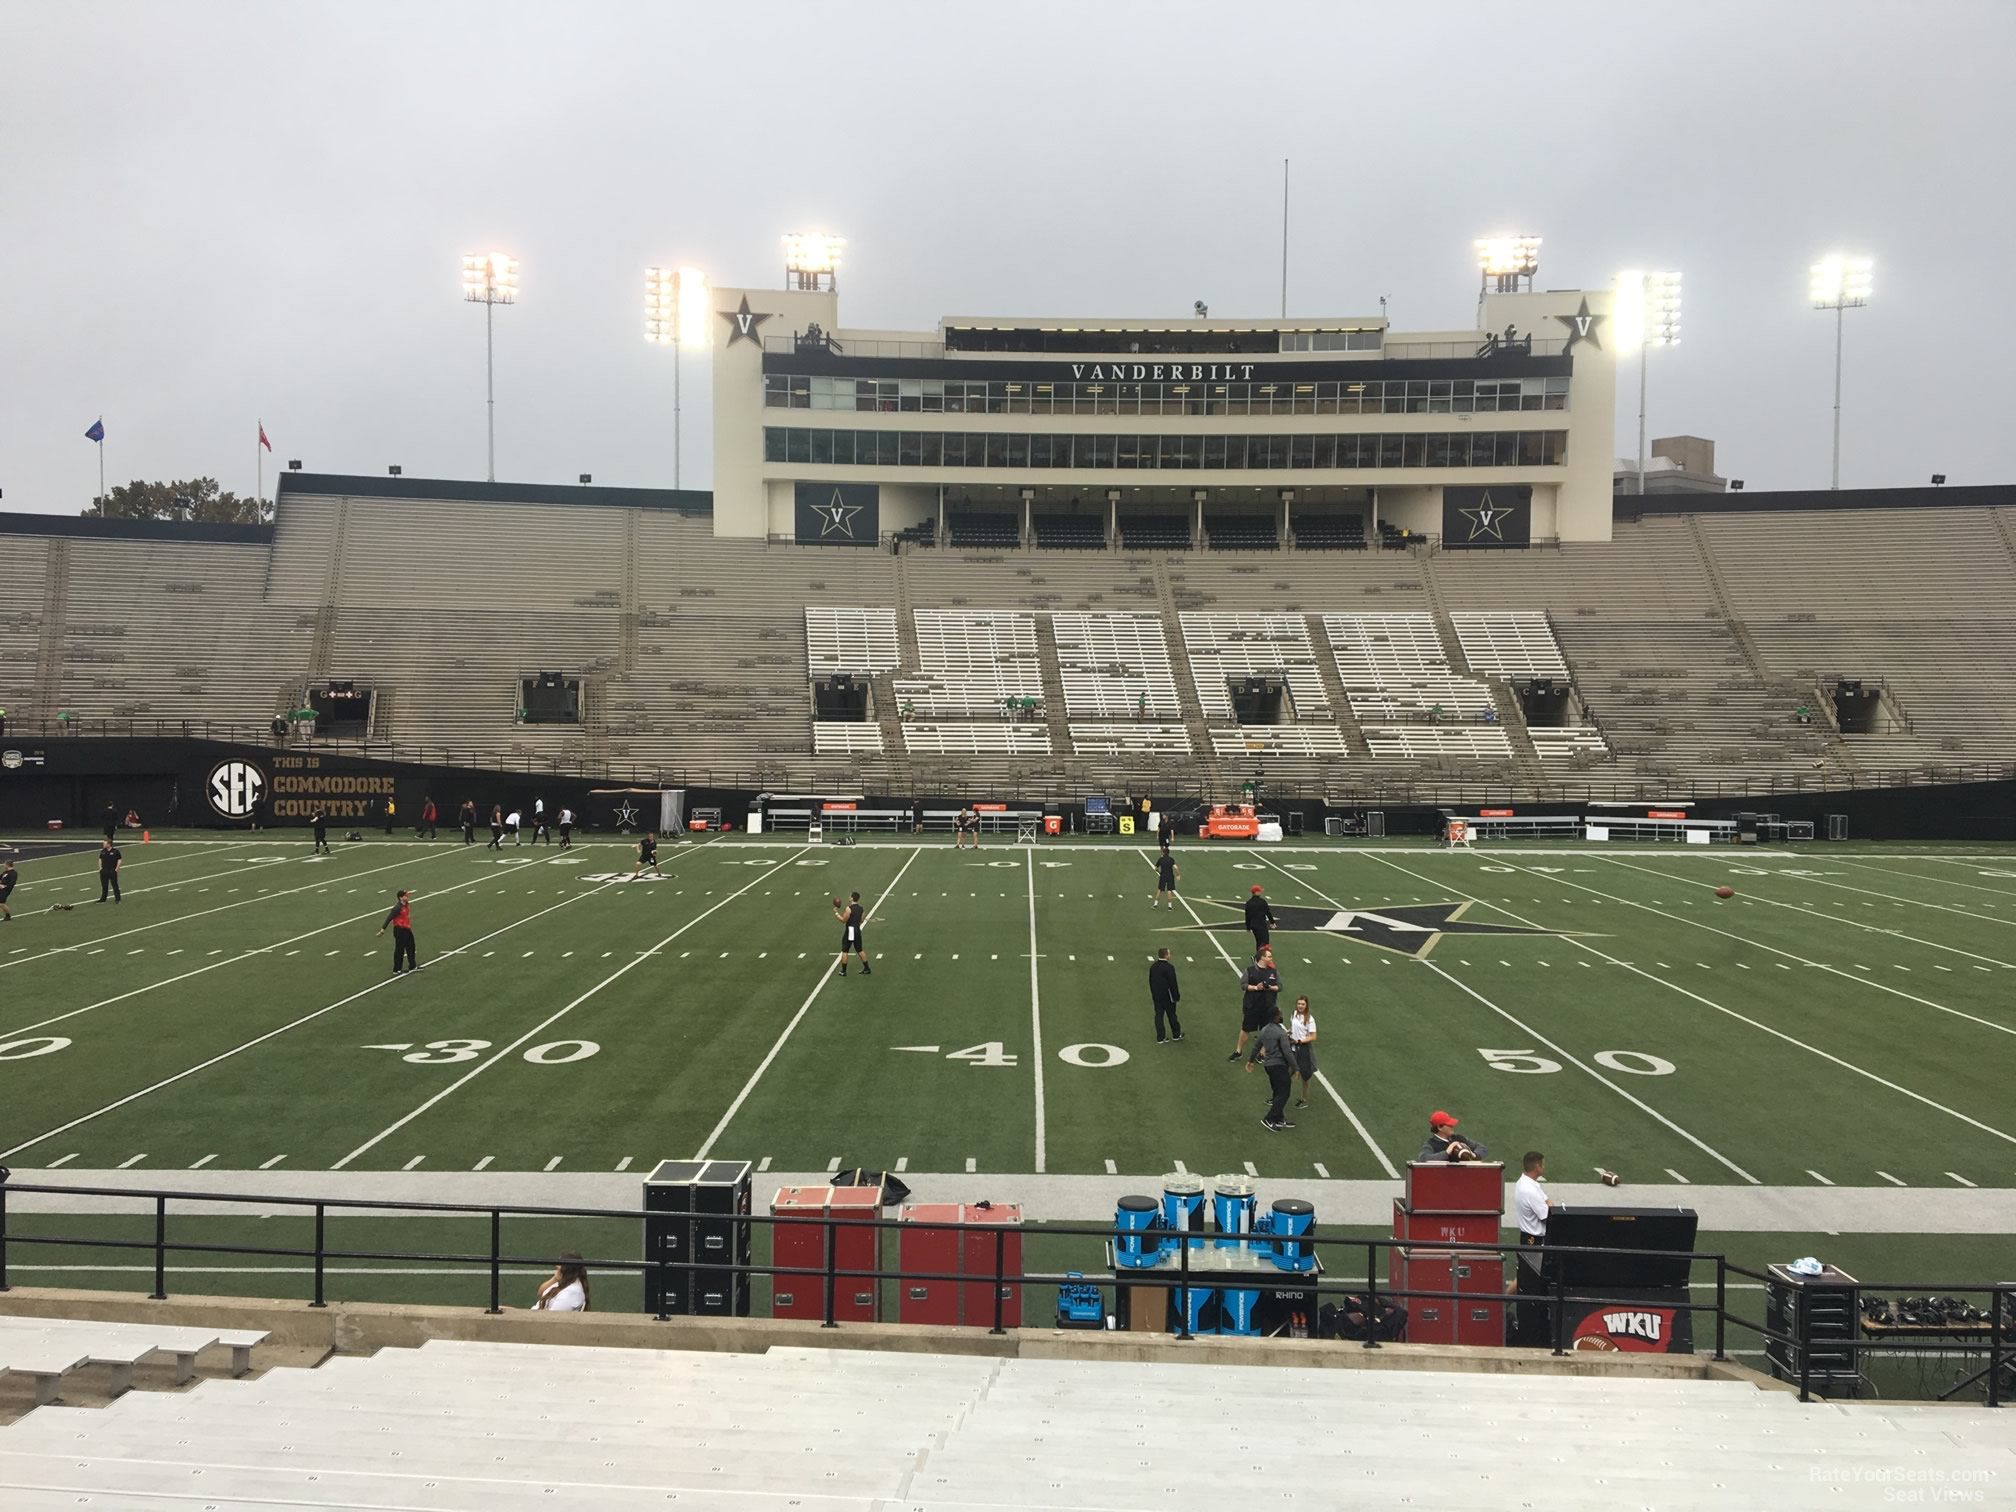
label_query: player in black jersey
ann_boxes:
[833,890,871,975]
[0,858,15,921]
[1152,848,1179,908]
[631,831,663,879]
[97,838,123,903]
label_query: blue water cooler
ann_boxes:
[1212,1174,1256,1248]
[1114,1195,1160,1268]
[1219,1288,1259,1335]
[1161,1172,1205,1253]
[1179,1284,1217,1336]
[1269,1197,1317,1272]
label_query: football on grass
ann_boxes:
[1714,886,1735,898]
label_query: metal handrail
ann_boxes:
[0,1178,2003,1404]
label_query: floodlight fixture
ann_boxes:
[1476,235,1541,292]
[461,251,518,482]
[1617,269,1684,494]
[645,265,711,488]
[782,231,844,291]
[1809,253,1874,489]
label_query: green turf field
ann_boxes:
[2,829,2013,1198]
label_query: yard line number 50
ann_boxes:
[1478,1047,1677,1076]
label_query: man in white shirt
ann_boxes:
[1513,1150,1553,1345]
[506,809,522,846]
[558,806,575,849]
[531,796,549,845]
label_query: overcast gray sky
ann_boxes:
[3,0,2010,511]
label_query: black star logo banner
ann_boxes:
[1554,296,1605,354]
[721,294,771,347]
[1179,899,1571,958]
[818,489,863,538]
[1460,490,1510,541]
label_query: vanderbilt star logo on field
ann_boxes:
[1555,296,1605,354]
[816,489,863,538]
[721,294,771,347]
[1181,899,1569,958]
[1460,491,1512,541]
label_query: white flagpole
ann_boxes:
[97,428,105,509]
[257,419,264,505]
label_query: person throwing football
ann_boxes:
[833,890,871,976]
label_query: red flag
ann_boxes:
[258,422,272,452]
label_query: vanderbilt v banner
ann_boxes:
[1442,485,1531,550]
[795,483,880,547]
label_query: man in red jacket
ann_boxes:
[377,890,418,974]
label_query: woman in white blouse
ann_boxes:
[533,1252,591,1312]
[1288,996,1318,1110]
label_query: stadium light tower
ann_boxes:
[1476,235,1541,293]
[462,252,518,482]
[1810,254,1873,490]
[646,265,710,490]
[1614,270,1683,495]
[782,232,844,292]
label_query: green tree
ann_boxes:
[84,477,271,524]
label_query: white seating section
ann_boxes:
[900,721,1052,755]
[1530,727,1611,760]
[1324,611,1493,719]
[8,1336,2010,1511]
[812,722,884,755]
[1,1315,265,1407]
[1452,609,1571,678]
[1068,723,1192,755]
[1364,726,1515,759]
[1051,612,1183,718]
[895,609,1043,719]
[1180,613,1331,719]
[804,606,900,676]
[1211,725,1348,758]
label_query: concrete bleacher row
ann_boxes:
[6,1335,2011,1510]
[1,1315,265,1408]
[7,493,2014,791]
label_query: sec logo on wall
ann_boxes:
[207,759,267,818]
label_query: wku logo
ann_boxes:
[1573,1307,1677,1351]
[1601,1310,1664,1343]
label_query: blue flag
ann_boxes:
[84,418,105,442]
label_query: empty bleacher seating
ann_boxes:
[1051,612,1182,719]
[1117,514,1192,551]
[1179,613,1331,720]
[804,607,901,676]
[1068,723,1192,755]
[1290,512,1368,550]
[1324,612,1493,720]
[1031,512,1106,549]
[812,722,884,755]
[945,512,1020,549]
[1203,514,1279,550]
[1364,725,1515,759]
[1451,609,1569,679]
[1211,724,1348,757]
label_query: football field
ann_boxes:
[2,830,2015,1199]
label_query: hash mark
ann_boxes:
[1665,1169,1689,1184]
[117,1154,147,1169]
[1242,1161,1258,1176]
[615,1156,632,1172]
[1876,1171,1906,1186]
[47,1153,77,1168]
[758,1156,772,1173]
[260,1155,287,1169]
[544,1156,562,1172]
[189,1154,216,1169]
[894,1156,909,1173]
[1314,1163,1330,1178]
[1104,1159,1117,1174]
[1173,1159,1188,1174]
[1805,1170,1834,1186]
[473,1156,494,1171]
[965,1157,977,1173]
[402,1156,425,1171]
[1946,1172,1978,1187]
[826,1157,842,1173]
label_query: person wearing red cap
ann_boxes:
[1417,1110,1485,1163]
[1243,884,1274,952]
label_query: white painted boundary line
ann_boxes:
[6,840,259,894]
[1830,856,2016,902]
[1146,852,1398,1179]
[1742,864,2016,930]
[1593,856,2016,1038]
[1025,848,1049,1174]
[0,863,465,1041]
[1387,853,2016,1153]
[1255,851,1760,1185]
[0,879,632,1161]
[334,860,785,1169]
[0,847,463,973]
[695,847,923,1161]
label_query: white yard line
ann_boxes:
[334,864,781,1170]
[0,848,460,976]
[1599,856,2016,983]
[1153,852,1398,1179]
[1026,848,1048,1174]
[0,880,629,1162]
[695,848,923,1161]
[1380,853,2016,1155]
[4,841,259,895]
[0,873,471,1041]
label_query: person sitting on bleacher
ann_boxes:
[531,1252,590,1312]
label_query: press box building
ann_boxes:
[704,264,1620,551]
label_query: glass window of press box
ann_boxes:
[763,374,1570,415]
[763,428,1567,469]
